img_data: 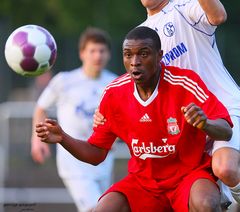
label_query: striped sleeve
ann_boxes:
[163,66,232,127]
[88,74,131,150]
[163,68,209,103]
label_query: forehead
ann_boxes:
[123,38,154,51]
[82,41,108,50]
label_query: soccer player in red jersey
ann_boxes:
[36,26,232,212]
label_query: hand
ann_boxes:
[36,119,63,144]
[93,108,106,128]
[181,103,207,129]
[31,138,51,164]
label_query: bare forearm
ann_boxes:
[36,118,108,165]
[198,0,227,25]
[203,119,232,141]
[60,132,107,165]
[32,107,48,141]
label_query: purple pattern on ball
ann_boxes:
[12,31,28,47]
[20,58,38,72]
[22,44,36,57]
[37,26,56,50]
[49,49,57,66]
[46,36,56,50]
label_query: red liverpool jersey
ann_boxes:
[88,63,232,192]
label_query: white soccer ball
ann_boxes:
[4,24,57,77]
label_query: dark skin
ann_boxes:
[123,38,162,101]
[36,37,232,212]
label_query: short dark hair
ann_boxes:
[124,26,161,51]
[78,27,111,51]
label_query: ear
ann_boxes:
[158,50,163,61]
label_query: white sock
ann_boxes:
[229,182,240,204]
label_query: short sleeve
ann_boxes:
[177,0,217,34]
[191,72,233,127]
[88,89,117,150]
[37,73,63,109]
[202,91,233,127]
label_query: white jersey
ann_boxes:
[141,0,240,116]
[37,67,117,178]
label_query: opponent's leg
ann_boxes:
[211,115,240,205]
[96,151,114,192]
[212,147,240,204]
[93,192,131,212]
[62,178,101,212]
[189,179,221,212]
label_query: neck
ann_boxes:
[147,0,169,16]
[82,66,101,79]
[136,68,161,101]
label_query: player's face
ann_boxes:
[141,0,168,15]
[123,38,162,87]
[80,41,110,74]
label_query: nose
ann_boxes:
[131,55,140,67]
[94,50,103,60]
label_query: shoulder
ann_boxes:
[164,65,202,81]
[102,69,118,77]
[101,69,118,81]
[106,73,131,90]
[171,0,197,7]
[163,0,198,12]
[163,65,209,103]
[47,68,81,88]
[101,73,132,99]
[52,68,80,80]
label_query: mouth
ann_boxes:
[131,69,143,80]
[93,61,103,66]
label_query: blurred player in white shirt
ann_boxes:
[31,27,117,212]
[139,0,240,207]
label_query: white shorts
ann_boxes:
[58,151,114,212]
[62,174,112,212]
[212,115,240,154]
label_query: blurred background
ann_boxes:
[0,0,239,211]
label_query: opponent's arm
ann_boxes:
[31,106,51,164]
[93,108,106,128]
[198,0,227,25]
[36,119,107,165]
[182,103,232,141]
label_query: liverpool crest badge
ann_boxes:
[167,117,180,135]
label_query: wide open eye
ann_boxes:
[123,52,131,58]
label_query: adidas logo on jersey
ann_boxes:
[140,113,152,122]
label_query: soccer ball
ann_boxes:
[4,24,57,77]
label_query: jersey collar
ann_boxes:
[133,75,160,107]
